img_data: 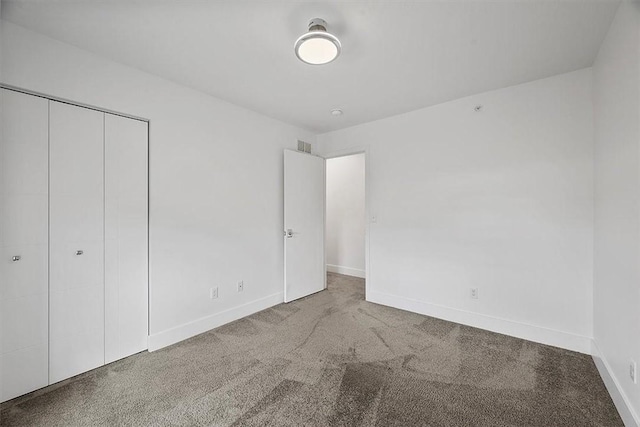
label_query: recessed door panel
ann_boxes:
[104,113,148,364]
[49,101,105,384]
[0,89,49,402]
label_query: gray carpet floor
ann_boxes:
[1,273,622,426]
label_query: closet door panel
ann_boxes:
[104,114,148,364]
[49,287,104,381]
[0,245,48,300]
[1,195,48,246]
[49,195,103,243]
[49,107,103,196]
[0,92,49,196]
[1,292,48,398]
[1,294,48,351]
[0,89,49,402]
[49,241,104,293]
[49,101,105,384]
[1,344,48,402]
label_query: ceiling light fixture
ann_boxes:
[294,18,341,65]
[331,109,343,116]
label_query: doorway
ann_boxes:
[325,153,366,294]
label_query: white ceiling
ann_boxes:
[1,1,619,133]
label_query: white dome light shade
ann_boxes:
[295,34,340,65]
[295,19,341,65]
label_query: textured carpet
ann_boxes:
[1,273,622,426]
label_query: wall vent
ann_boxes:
[297,140,312,153]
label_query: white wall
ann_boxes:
[593,2,640,425]
[318,69,595,353]
[326,154,366,278]
[1,21,315,350]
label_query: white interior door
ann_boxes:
[104,113,148,364]
[49,101,105,384]
[284,149,325,302]
[0,89,50,402]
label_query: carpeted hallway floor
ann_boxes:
[0,273,622,426]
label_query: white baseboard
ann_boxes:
[148,292,284,351]
[592,340,640,427]
[327,264,365,278]
[367,290,592,354]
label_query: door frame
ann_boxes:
[322,145,370,299]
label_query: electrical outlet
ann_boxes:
[631,360,637,384]
[210,287,218,299]
[470,288,479,299]
[237,280,244,292]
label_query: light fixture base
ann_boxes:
[308,18,328,32]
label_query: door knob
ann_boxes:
[285,229,294,238]
[12,255,21,262]
[76,250,83,256]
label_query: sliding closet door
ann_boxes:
[49,101,105,383]
[104,113,148,363]
[0,89,49,401]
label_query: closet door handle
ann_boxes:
[12,255,21,262]
[76,250,83,256]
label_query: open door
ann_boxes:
[284,149,325,302]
